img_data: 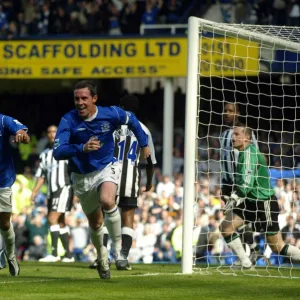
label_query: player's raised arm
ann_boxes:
[111,106,150,158]
[3,115,30,144]
[53,117,84,160]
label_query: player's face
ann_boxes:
[232,127,250,150]
[74,87,98,119]
[47,126,57,144]
[224,103,239,125]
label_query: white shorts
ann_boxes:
[71,163,121,215]
[0,187,12,213]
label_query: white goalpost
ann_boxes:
[182,17,300,276]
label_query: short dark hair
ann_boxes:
[74,80,97,97]
[119,94,139,113]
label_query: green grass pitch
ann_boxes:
[1,262,300,300]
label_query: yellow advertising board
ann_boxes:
[0,37,258,79]
[200,37,259,77]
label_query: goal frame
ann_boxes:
[182,16,300,274]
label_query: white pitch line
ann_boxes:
[0,279,59,284]
[1,271,298,283]
[0,272,189,284]
[113,272,184,278]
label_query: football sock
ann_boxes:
[264,245,272,259]
[103,226,109,248]
[121,227,134,258]
[60,227,71,258]
[104,206,121,255]
[285,244,300,260]
[90,225,104,258]
[0,223,15,259]
[225,233,251,263]
[50,224,60,257]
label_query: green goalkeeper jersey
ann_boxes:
[235,144,274,201]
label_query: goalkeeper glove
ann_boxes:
[231,192,245,206]
[222,192,245,215]
[223,198,235,215]
[221,195,230,203]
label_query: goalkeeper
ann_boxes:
[220,102,259,261]
[220,125,300,268]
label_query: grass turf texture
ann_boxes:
[1,263,300,299]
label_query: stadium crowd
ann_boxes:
[0,0,188,39]
[1,0,299,40]
[219,0,300,26]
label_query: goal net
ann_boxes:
[182,17,300,278]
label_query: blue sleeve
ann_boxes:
[111,106,148,148]
[3,115,27,135]
[53,116,84,160]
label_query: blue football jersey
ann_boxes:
[0,114,27,188]
[53,106,148,174]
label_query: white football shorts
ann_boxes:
[71,162,121,215]
[0,187,12,213]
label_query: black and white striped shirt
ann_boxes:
[220,128,257,184]
[113,122,156,198]
[35,147,70,194]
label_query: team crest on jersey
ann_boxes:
[101,122,110,133]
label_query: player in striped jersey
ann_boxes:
[220,103,259,261]
[90,95,156,270]
[113,95,156,270]
[31,125,74,263]
[0,114,30,276]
